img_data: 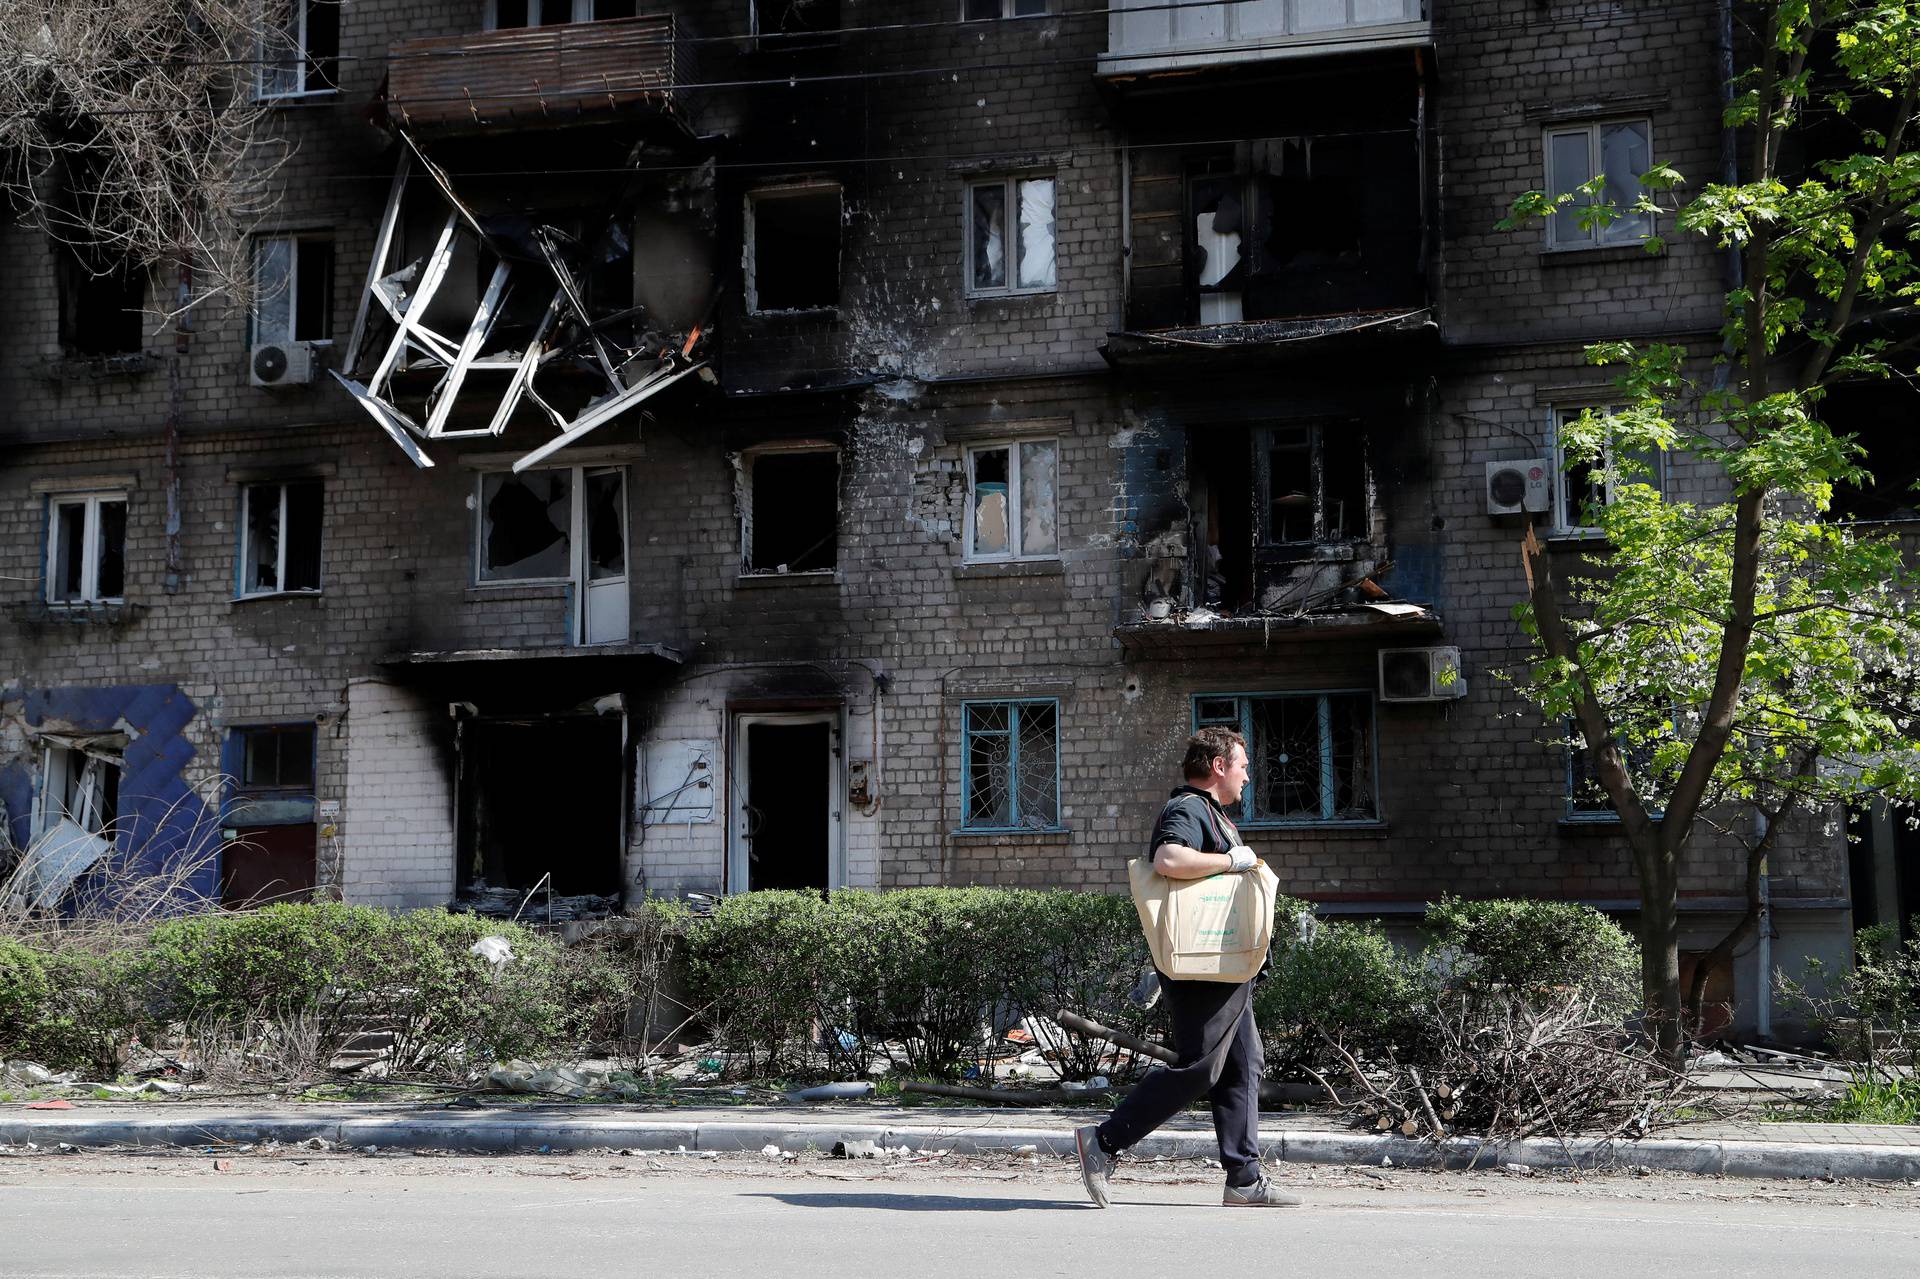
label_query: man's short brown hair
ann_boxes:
[1183,725,1247,781]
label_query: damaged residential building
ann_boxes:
[0,2,1867,1032]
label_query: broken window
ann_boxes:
[252,235,335,345]
[1550,406,1663,534]
[1544,119,1653,250]
[967,176,1056,296]
[1257,423,1369,550]
[36,740,122,841]
[751,0,840,35]
[964,0,1049,20]
[260,0,340,99]
[57,249,145,356]
[965,439,1059,562]
[46,492,127,606]
[478,470,574,581]
[238,725,317,790]
[239,480,323,597]
[1196,693,1377,825]
[742,448,840,574]
[962,700,1061,831]
[746,185,841,313]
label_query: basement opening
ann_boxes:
[457,715,624,904]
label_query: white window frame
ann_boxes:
[257,0,338,101]
[472,464,627,591]
[963,0,1050,20]
[485,0,624,27]
[963,438,1061,563]
[45,491,127,606]
[737,443,842,577]
[34,740,123,842]
[1549,406,1664,535]
[250,234,334,347]
[238,480,323,599]
[964,175,1058,298]
[743,182,843,315]
[1542,118,1654,251]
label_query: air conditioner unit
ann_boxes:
[1379,646,1467,703]
[250,341,316,389]
[1486,458,1552,515]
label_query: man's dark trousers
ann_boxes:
[1095,973,1262,1183]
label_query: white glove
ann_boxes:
[1225,845,1258,873]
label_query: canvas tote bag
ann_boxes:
[1128,802,1280,982]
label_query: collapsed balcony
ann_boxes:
[384,12,688,135]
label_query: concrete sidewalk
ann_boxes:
[5,1101,1918,1181]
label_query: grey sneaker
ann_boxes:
[1074,1124,1112,1208]
[1223,1176,1303,1208]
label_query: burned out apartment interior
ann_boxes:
[2,0,1907,1035]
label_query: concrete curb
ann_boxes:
[5,1109,1918,1181]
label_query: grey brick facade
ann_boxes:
[0,1,1850,1034]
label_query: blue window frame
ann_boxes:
[1565,723,1663,823]
[961,699,1062,831]
[1193,692,1379,826]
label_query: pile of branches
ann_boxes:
[1307,989,1690,1145]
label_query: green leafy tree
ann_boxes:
[1501,0,1920,1061]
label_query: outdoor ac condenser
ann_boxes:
[1486,458,1552,515]
[250,341,316,389]
[1378,646,1467,704]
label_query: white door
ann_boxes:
[727,711,843,893]
[579,467,629,646]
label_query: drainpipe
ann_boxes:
[1755,806,1774,1040]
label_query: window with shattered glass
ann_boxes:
[251,235,335,345]
[259,0,339,99]
[240,480,323,597]
[46,492,127,606]
[1544,119,1653,250]
[967,176,1056,297]
[1256,423,1368,551]
[962,700,1061,830]
[1550,405,1663,534]
[965,439,1059,561]
[478,470,573,581]
[1195,692,1377,825]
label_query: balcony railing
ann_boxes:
[386,14,683,132]
[1102,0,1428,77]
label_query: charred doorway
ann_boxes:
[457,715,625,903]
[729,711,841,892]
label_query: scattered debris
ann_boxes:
[832,1140,881,1160]
[788,1081,875,1103]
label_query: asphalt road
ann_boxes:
[3,1155,1917,1278]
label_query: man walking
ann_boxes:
[1075,726,1301,1209]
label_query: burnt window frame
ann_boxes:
[249,233,336,346]
[1193,691,1381,828]
[1542,118,1655,252]
[45,491,129,606]
[963,438,1062,564]
[964,174,1058,298]
[237,479,324,599]
[737,443,843,578]
[1253,422,1371,553]
[743,182,843,315]
[749,0,841,36]
[258,0,341,101]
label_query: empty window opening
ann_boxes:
[1196,693,1376,825]
[1550,406,1663,534]
[240,480,323,597]
[1190,430,1255,610]
[743,449,840,574]
[46,492,128,605]
[968,176,1056,296]
[1544,119,1653,250]
[1827,382,1920,522]
[1257,423,1369,551]
[458,717,624,901]
[261,0,340,98]
[252,235,335,345]
[751,0,840,36]
[479,470,573,581]
[57,250,145,356]
[962,700,1061,831]
[746,186,841,313]
[238,725,316,790]
[37,742,122,839]
[965,439,1059,561]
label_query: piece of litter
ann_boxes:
[24,1101,74,1111]
[214,1159,233,1172]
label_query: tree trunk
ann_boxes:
[1686,831,1770,1038]
[1640,861,1685,1064]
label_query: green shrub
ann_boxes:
[1826,1074,1920,1125]
[0,940,143,1076]
[682,891,836,1076]
[998,889,1161,1080]
[1254,904,1428,1078]
[1792,920,1920,1079]
[1424,896,1638,1019]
